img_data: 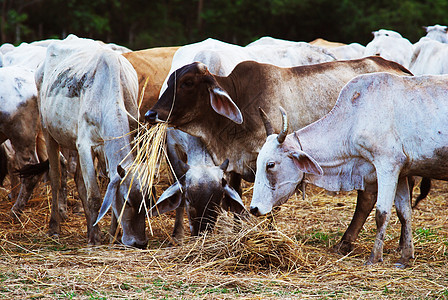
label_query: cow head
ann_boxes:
[145,62,243,128]
[150,159,246,236]
[249,107,323,216]
[95,165,150,249]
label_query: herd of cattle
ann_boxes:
[1,24,448,267]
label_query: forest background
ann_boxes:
[2,0,447,50]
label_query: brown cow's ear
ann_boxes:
[209,86,243,124]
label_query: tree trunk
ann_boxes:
[197,0,203,32]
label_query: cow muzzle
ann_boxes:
[249,206,262,216]
[144,110,158,124]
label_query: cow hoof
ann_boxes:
[59,210,68,221]
[332,240,353,255]
[47,231,60,239]
[365,256,383,266]
[394,262,407,269]
[169,235,183,246]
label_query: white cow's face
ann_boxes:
[116,170,149,248]
[250,134,323,216]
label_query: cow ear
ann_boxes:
[209,86,243,124]
[222,184,247,214]
[94,175,120,226]
[150,182,182,217]
[290,151,323,176]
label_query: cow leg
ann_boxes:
[74,149,102,245]
[413,177,431,208]
[172,196,185,243]
[8,139,42,218]
[366,168,400,265]
[10,173,43,218]
[44,133,63,237]
[407,176,415,204]
[333,190,376,255]
[394,177,414,267]
[58,153,68,220]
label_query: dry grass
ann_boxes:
[0,171,447,299]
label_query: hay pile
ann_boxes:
[166,211,317,273]
[1,159,448,298]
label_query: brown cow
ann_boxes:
[122,47,179,118]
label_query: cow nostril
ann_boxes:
[250,206,259,216]
[144,110,157,123]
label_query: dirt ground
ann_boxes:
[0,170,447,299]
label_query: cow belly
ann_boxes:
[41,95,80,149]
[401,145,448,180]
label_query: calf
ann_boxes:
[150,129,245,241]
[250,72,448,266]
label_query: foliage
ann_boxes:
[1,0,448,50]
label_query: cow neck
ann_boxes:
[191,74,259,180]
[100,93,136,178]
[296,104,367,192]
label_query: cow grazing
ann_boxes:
[249,72,448,267]
[364,29,414,68]
[34,36,148,248]
[146,57,412,251]
[150,129,245,241]
[160,38,336,95]
[122,46,180,118]
[422,24,448,43]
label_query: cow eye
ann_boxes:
[181,80,194,88]
[266,162,275,170]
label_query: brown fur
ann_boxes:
[123,47,179,117]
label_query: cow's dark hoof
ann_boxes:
[332,240,353,255]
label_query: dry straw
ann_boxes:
[166,210,318,273]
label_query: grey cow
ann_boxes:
[250,72,448,267]
[150,129,246,242]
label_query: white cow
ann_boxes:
[246,36,299,47]
[422,24,448,43]
[2,42,47,70]
[35,36,148,247]
[364,29,414,68]
[410,38,448,75]
[250,72,448,267]
[160,38,335,95]
[330,43,366,60]
[0,43,15,54]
